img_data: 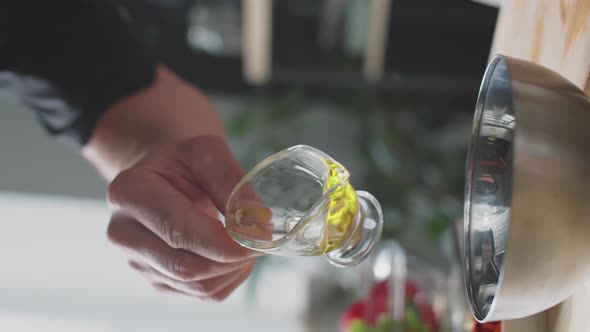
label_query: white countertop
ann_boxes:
[0,192,308,332]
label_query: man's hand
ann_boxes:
[106,136,261,301]
[82,65,258,300]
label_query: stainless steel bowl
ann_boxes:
[464,54,590,322]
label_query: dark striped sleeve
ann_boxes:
[0,0,157,145]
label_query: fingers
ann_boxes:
[178,136,246,213]
[129,259,255,300]
[107,216,252,281]
[108,168,259,263]
[105,136,264,302]
[207,263,255,301]
[152,282,192,296]
[129,261,192,296]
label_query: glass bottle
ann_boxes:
[225,145,383,267]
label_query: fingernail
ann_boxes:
[234,206,272,228]
[249,250,266,257]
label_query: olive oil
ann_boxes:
[322,159,359,252]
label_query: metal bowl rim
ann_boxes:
[463,53,512,323]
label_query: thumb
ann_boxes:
[179,136,273,243]
[179,136,245,214]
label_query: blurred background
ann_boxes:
[0,0,499,331]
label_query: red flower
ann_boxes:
[340,300,368,332]
[472,321,502,332]
[341,279,440,331]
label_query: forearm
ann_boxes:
[82,65,225,180]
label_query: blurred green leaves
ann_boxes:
[228,107,256,136]
[425,211,454,241]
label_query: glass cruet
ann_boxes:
[225,145,384,267]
